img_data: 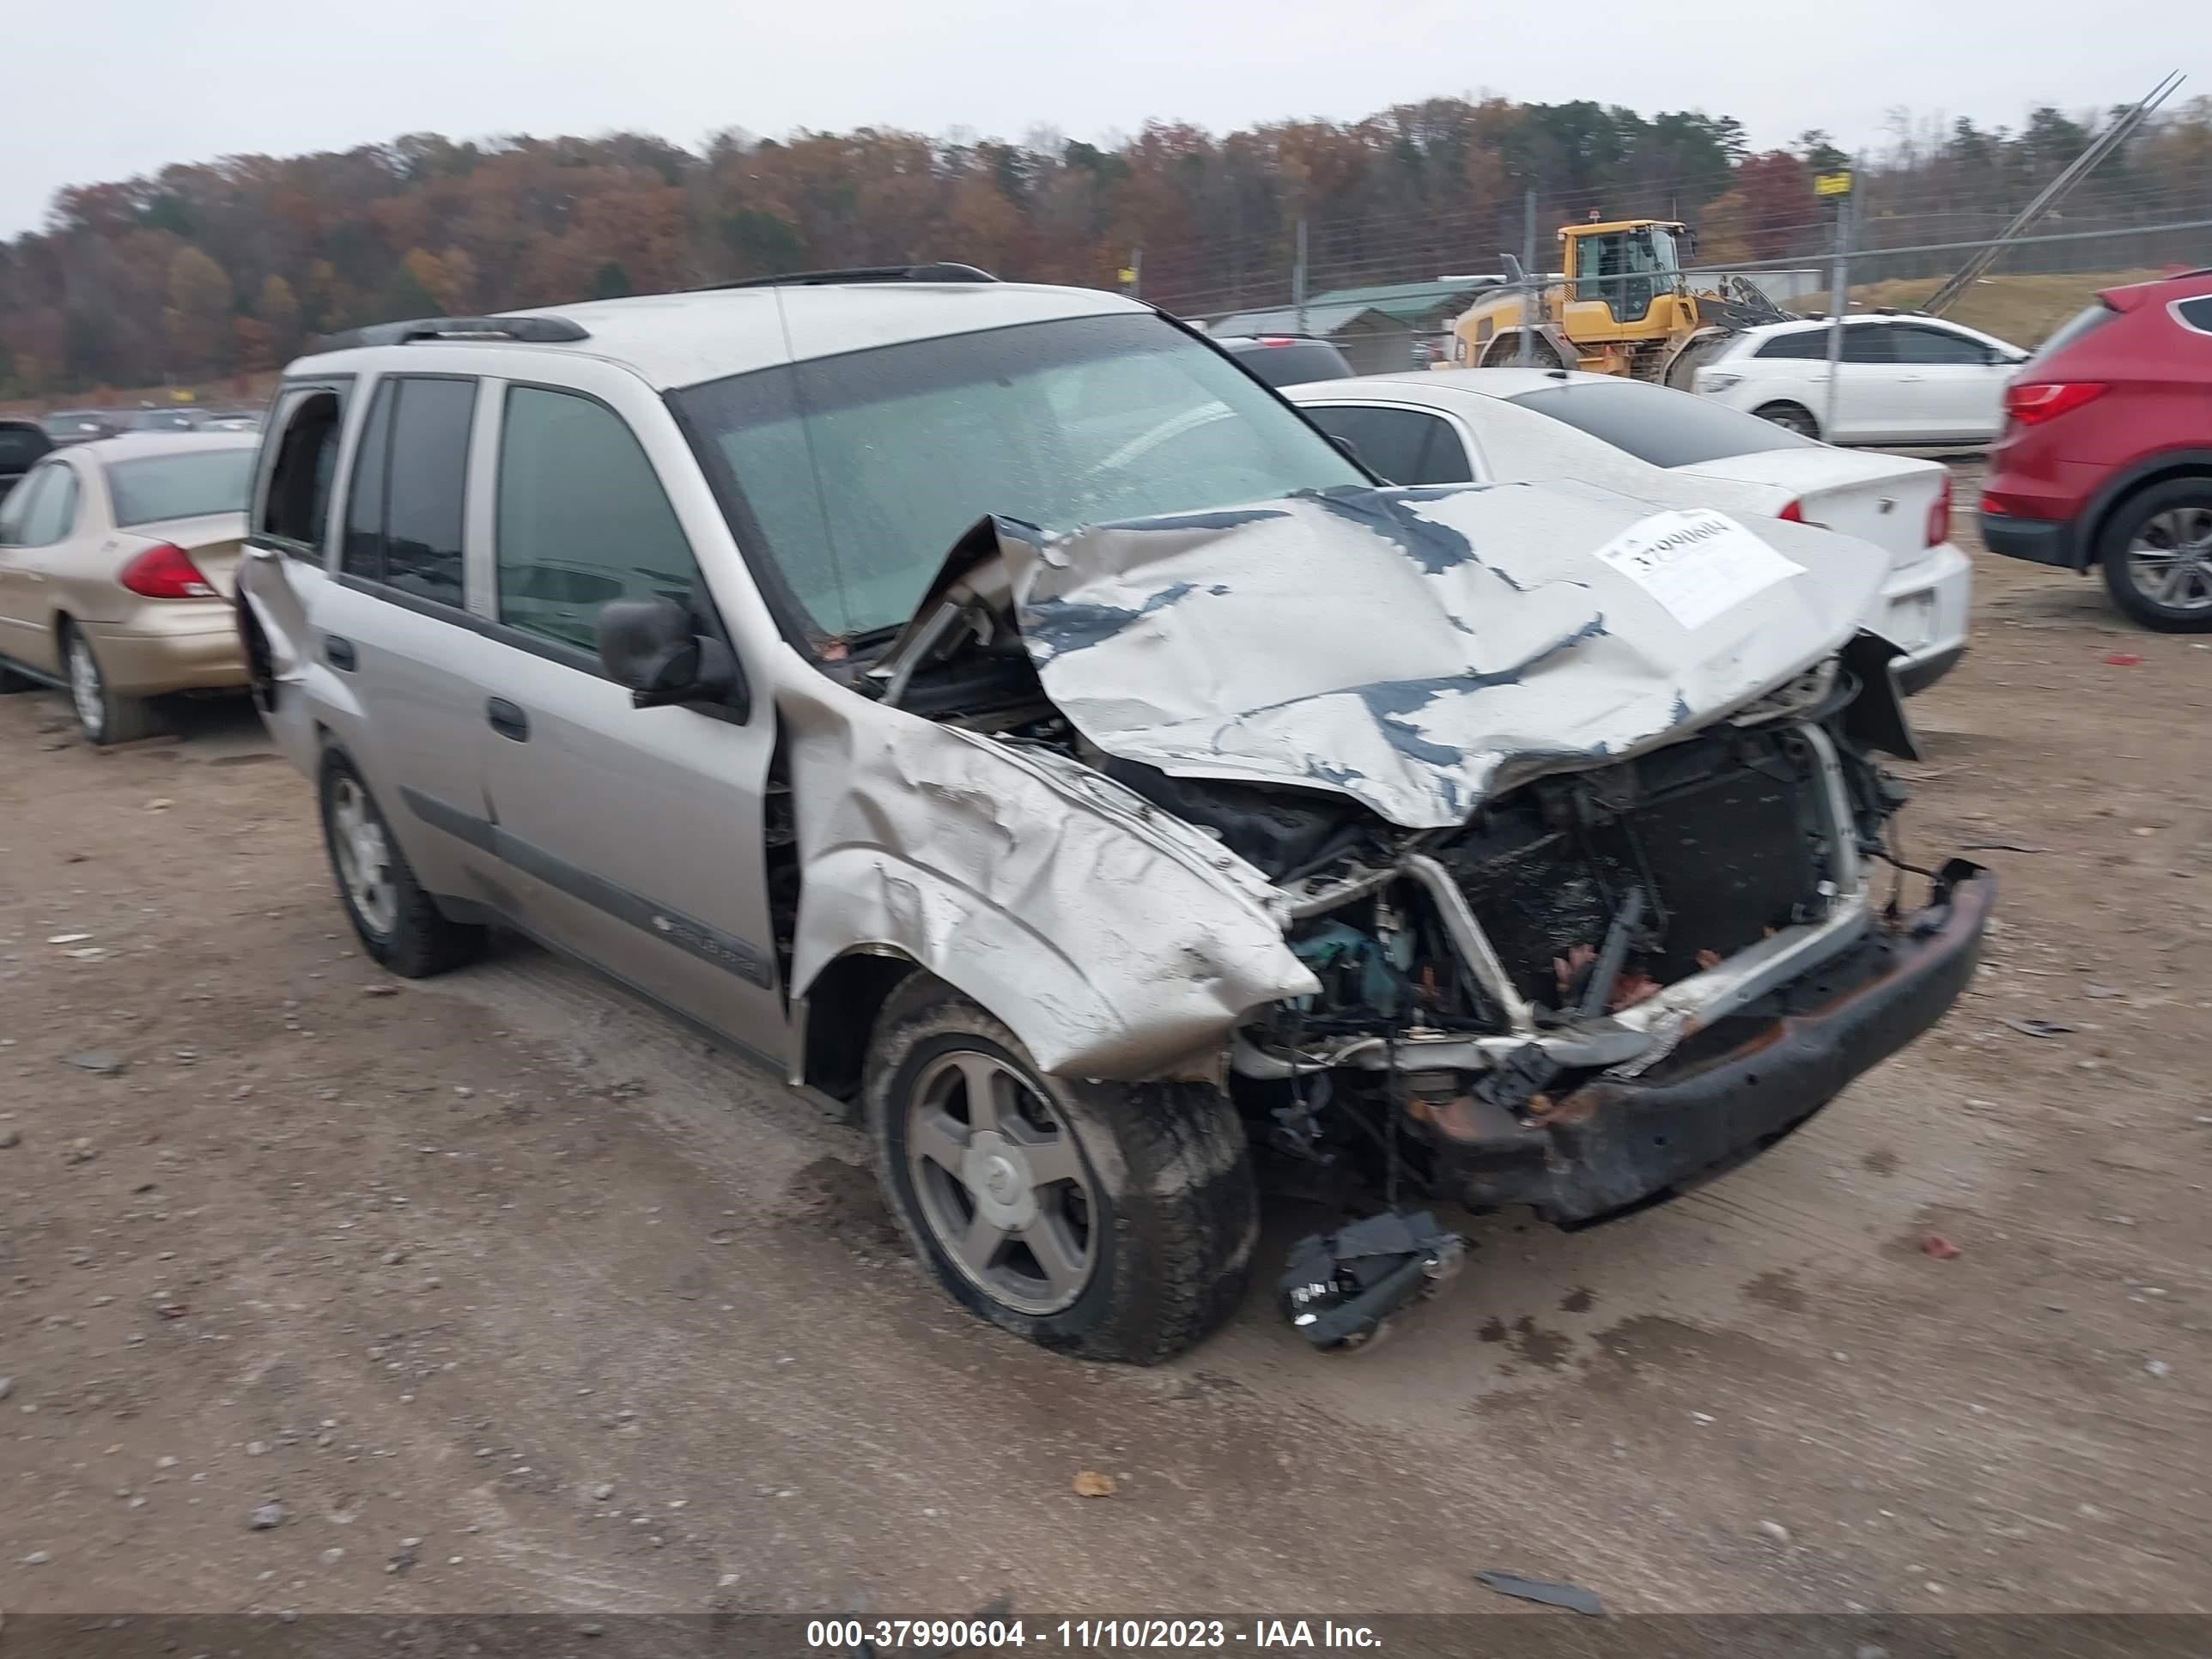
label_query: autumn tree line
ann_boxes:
[3,94,2208,398]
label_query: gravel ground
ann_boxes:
[2,495,2207,1618]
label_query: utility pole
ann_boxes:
[1923,70,2182,317]
[1292,219,1309,335]
[1820,156,1859,438]
[1517,190,1538,367]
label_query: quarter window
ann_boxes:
[1755,331,1830,361]
[1302,404,1474,486]
[343,377,474,606]
[495,387,703,652]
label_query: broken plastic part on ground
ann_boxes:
[1278,1210,1467,1350]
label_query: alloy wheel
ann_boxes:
[329,777,399,937]
[2124,506,2212,615]
[904,1049,1096,1316]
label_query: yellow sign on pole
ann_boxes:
[1117,266,1138,287]
[1814,171,1854,197]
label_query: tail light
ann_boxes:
[1926,475,1952,547]
[1777,500,1806,523]
[2003,381,2108,425]
[118,542,218,599]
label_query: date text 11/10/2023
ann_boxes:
[805,1618,1384,1649]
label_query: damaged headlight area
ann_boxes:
[1128,653,1996,1240]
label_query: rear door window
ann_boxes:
[1840,325,1896,366]
[1893,325,1990,365]
[1301,404,1473,485]
[2173,296,2212,336]
[494,386,702,653]
[343,377,474,607]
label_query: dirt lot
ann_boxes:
[2,497,2208,1620]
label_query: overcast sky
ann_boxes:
[5,0,2182,238]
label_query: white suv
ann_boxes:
[1692,314,2027,445]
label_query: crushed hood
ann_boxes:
[878,482,1893,830]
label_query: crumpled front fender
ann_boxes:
[785,699,1318,1079]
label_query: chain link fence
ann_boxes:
[1129,172,2212,376]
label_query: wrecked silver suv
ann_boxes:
[238,270,1992,1364]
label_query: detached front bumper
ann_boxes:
[1413,860,1995,1226]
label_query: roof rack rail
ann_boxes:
[692,262,998,293]
[310,315,591,352]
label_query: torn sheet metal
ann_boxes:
[1005,483,1891,829]
[780,686,1318,1079]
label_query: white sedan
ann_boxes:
[1688,314,2027,445]
[1285,368,1971,693]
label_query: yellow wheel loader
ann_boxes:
[1446,218,1789,387]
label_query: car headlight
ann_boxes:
[1699,372,1743,392]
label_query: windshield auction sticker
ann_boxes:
[1593,508,1804,631]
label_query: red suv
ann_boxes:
[1978,269,2212,630]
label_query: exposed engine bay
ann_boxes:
[818,483,1996,1345]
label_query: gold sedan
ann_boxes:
[0,432,256,744]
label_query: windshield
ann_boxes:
[107,449,253,526]
[673,312,1365,641]
[1505,376,1817,468]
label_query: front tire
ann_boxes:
[2098,480,2212,632]
[318,751,485,977]
[1754,401,1821,440]
[864,979,1256,1364]
[62,623,158,744]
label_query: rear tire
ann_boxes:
[61,623,159,745]
[317,750,485,977]
[864,977,1256,1364]
[1754,401,1821,440]
[2097,479,2212,632]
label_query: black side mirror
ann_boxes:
[596,595,747,718]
